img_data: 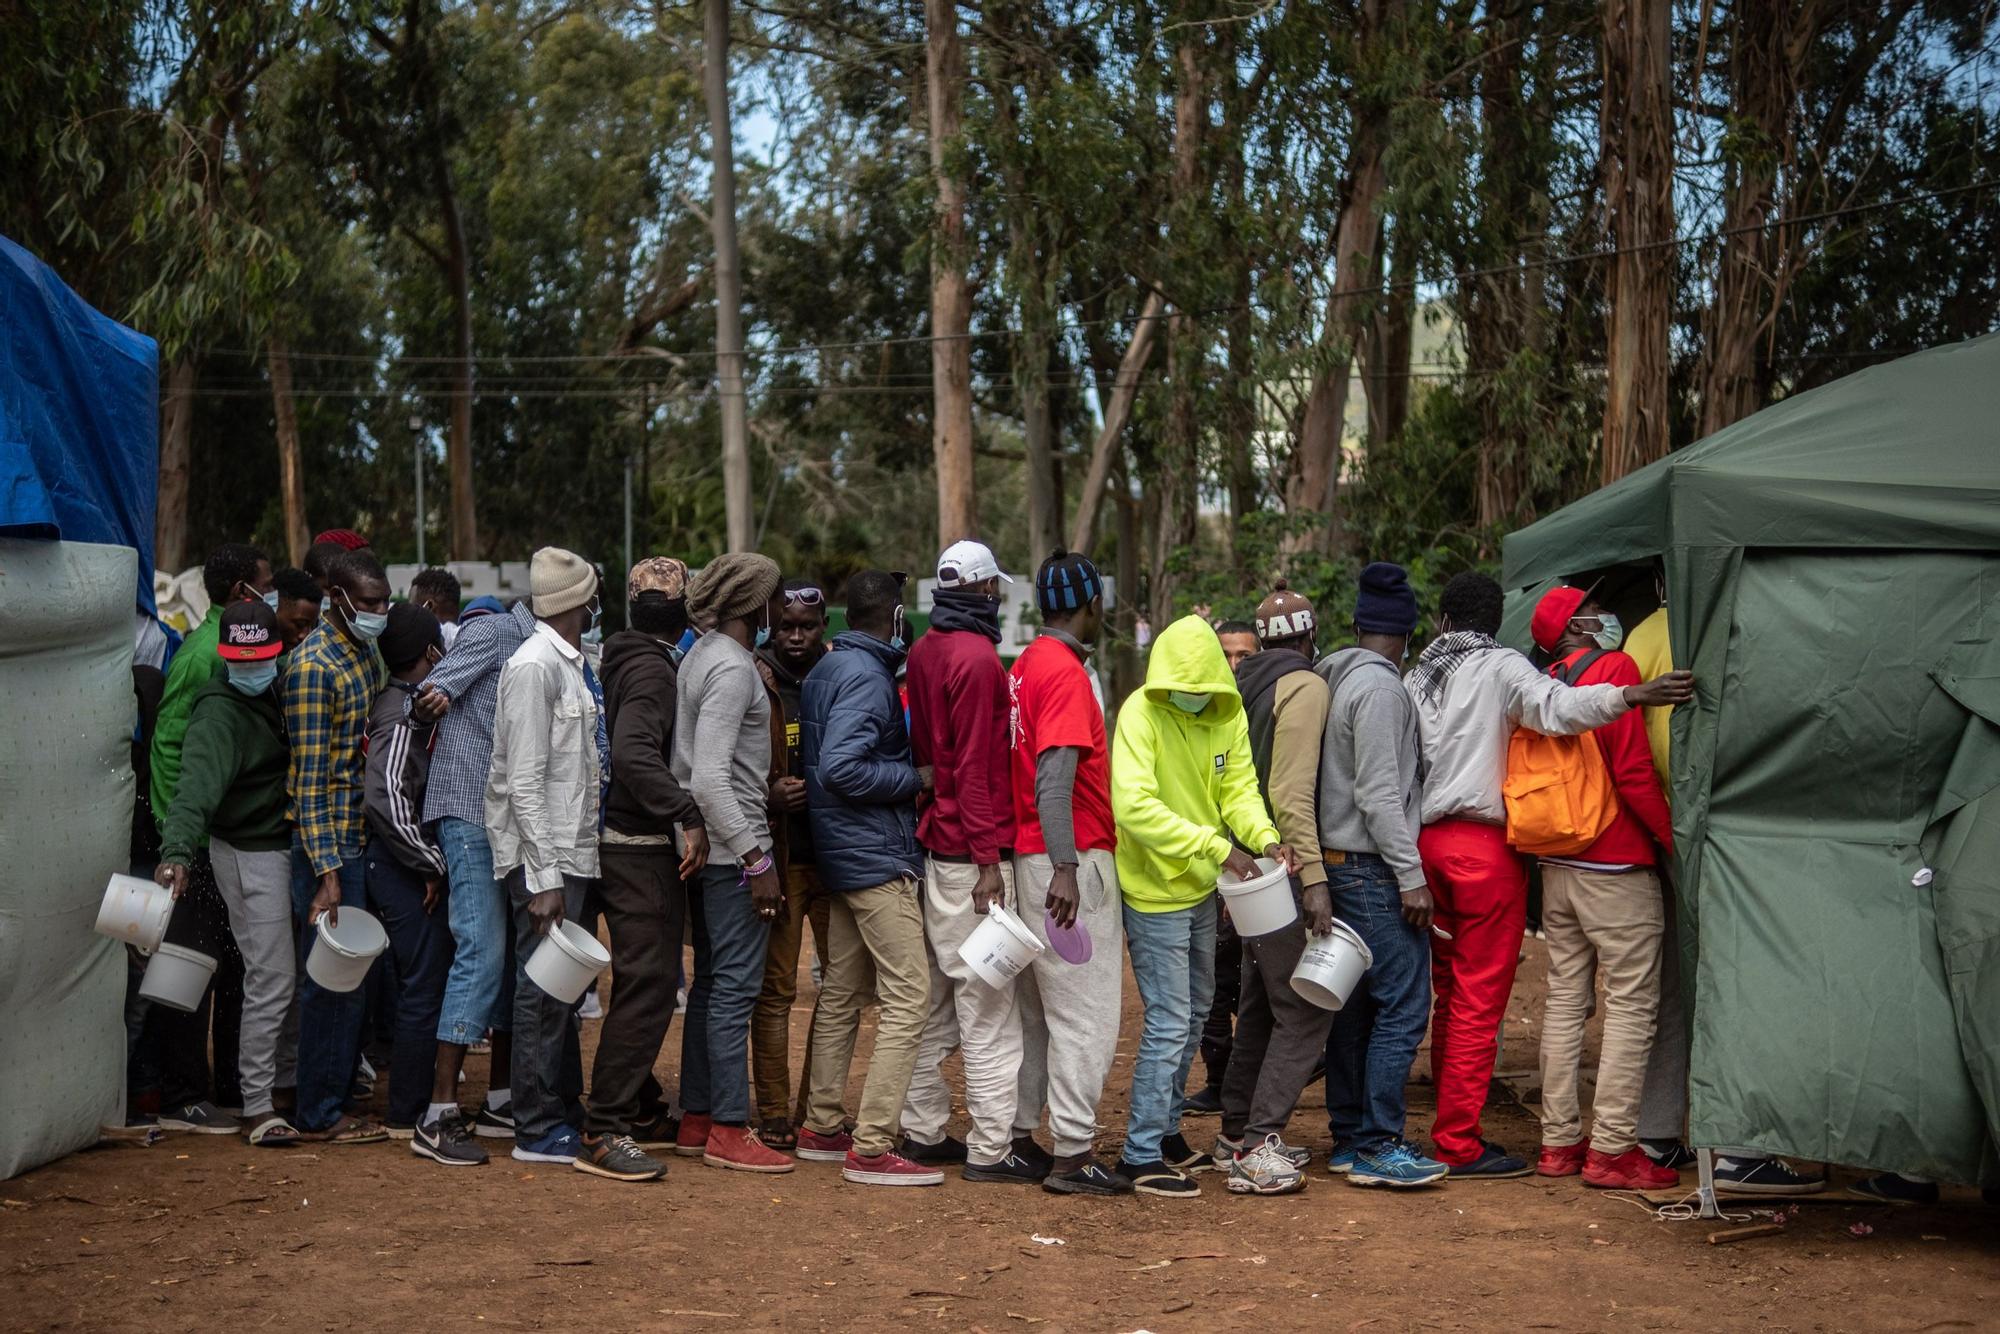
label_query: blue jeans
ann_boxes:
[682,863,774,1125]
[1323,854,1432,1152]
[289,839,370,1133]
[1121,894,1218,1164]
[366,851,456,1127]
[436,817,514,1043]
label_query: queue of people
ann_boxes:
[134,524,1795,1202]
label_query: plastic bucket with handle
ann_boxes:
[526,920,611,1004]
[1290,919,1374,1011]
[139,944,217,1013]
[306,908,389,993]
[1215,857,1297,937]
[957,904,1045,988]
[96,872,175,954]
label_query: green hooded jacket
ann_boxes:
[1112,615,1281,913]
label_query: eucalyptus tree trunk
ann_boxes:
[155,358,196,573]
[1599,0,1675,484]
[925,0,977,545]
[706,0,754,551]
[267,335,309,564]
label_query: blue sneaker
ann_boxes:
[511,1126,581,1164]
[1347,1141,1450,1188]
[1326,1144,1359,1175]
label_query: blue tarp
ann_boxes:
[0,235,159,613]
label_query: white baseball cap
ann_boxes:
[935,539,1013,589]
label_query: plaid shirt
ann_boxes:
[421,601,537,828]
[285,619,386,875]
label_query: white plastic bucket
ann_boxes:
[139,944,217,1013]
[1215,857,1297,937]
[526,920,611,1004]
[306,908,389,993]
[1291,919,1374,1011]
[96,872,176,953]
[957,904,1045,989]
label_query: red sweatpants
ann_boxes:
[1420,819,1529,1166]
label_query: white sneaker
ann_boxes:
[578,989,603,1020]
[1226,1134,1307,1195]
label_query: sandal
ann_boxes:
[299,1115,389,1145]
[759,1117,798,1150]
[247,1116,301,1148]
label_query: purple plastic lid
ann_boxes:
[1046,911,1092,965]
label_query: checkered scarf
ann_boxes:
[1407,630,1501,705]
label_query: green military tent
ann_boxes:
[1501,334,2000,1186]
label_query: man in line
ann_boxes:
[409,567,464,650]
[1216,620,1260,672]
[485,548,606,1168]
[1189,622,1260,1116]
[903,540,1041,1182]
[1406,572,1692,1178]
[1317,562,1447,1187]
[409,585,539,1150]
[362,606,457,1148]
[671,553,793,1173]
[1009,550,1132,1196]
[1528,586,1680,1191]
[584,558,706,1179]
[1214,583,1335,1196]
[272,567,323,649]
[798,570,942,1187]
[153,600,297,1147]
[286,548,391,1145]
[1112,614,1288,1198]
[752,577,831,1147]
[148,541,272,1134]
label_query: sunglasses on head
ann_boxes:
[784,587,826,606]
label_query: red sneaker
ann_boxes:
[796,1125,854,1163]
[1536,1142,1588,1177]
[674,1113,712,1158]
[842,1149,945,1187]
[703,1123,795,1174]
[1583,1145,1679,1191]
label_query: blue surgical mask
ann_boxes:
[583,625,603,646]
[1168,690,1211,714]
[888,607,906,653]
[227,661,278,695]
[261,589,280,611]
[336,588,388,642]
[1585,612,1624,651]
[320,595,331,615]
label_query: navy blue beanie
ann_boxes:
[1035,549,1101,616]
[1354,561,1419,636]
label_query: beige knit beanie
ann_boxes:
[530,546,597,616]
[687,552,782,626]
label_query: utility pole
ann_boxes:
[705,0,753,551]
[623,454,635,627]
[409,413,427,567]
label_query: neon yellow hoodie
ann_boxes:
[1112,615,1282,913]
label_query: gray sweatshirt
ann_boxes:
[671,630,772,866]
[1316,647,1425,892]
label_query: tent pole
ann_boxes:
[1696,1147,1722,1219]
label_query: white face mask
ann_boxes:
[1168,690,1211,715]
[439,620,459,651]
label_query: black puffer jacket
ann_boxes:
[601,629,702,838]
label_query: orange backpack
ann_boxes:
[1503,650,1618,856]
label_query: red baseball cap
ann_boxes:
[313,528,370,551]
[217,601,285,661]
[1530,585,1590,652]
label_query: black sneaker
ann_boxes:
[630,1108,681,1150]
[899,1133,968,1164]
[963,1151,1044,1184]
[471,1103,516,1139]
[574,1133,667,1182]
[1180,1085,1223,1116]
[1444,1140,1532,1179]
[1044,1159,1134,1197]
[1161,1132,1211,1172]
[1847,1173,1939,1206]
[158,1101,241,1135]
[1118,1159,1200,1198]
[1641,1139,1697,1170]
[1714,1156,1826,1195]
[412,1112,489,1167]
[1010,1134,1055,1174]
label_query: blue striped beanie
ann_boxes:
[1035,549,1101,616]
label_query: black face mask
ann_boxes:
[632,591,688,642]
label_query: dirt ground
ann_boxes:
[5,937,1995,1332]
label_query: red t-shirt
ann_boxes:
[1008,634,1115,856]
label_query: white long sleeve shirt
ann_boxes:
[1406,645,1630,826]
[485,622,602,889]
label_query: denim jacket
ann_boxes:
[486,621,602,890]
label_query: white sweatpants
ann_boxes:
[1012,850,1124,1159]
[897,857,1024,1165]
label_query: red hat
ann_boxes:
[313,528,370,551]
[1530,585,1589,652]
[216,600,285,661]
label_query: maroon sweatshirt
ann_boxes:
[1550,647,1675,866]
[906,626,1016,864]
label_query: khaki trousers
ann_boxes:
[804,876,931,1157]
[751,861,830,1123]
[1537,864,1665,1155]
